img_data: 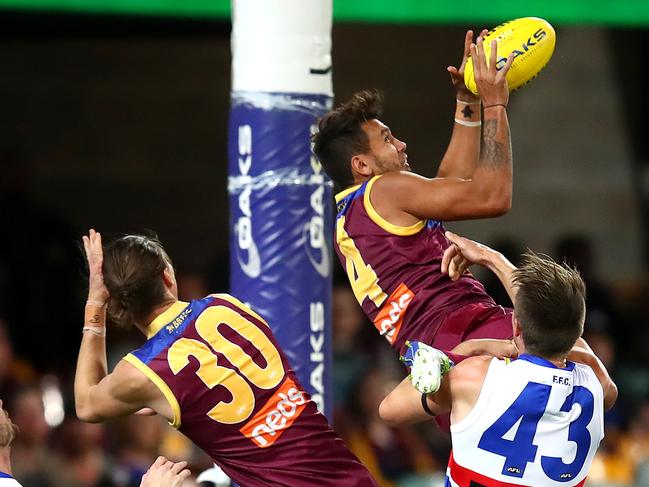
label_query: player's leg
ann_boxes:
[381,341,454,426]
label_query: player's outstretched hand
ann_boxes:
[470,36,515,107]
[140,456,191,487]
[442,231,495,281]
[82,229,110,305]
[448,29,487,103]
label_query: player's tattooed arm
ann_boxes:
[479,119,510,169]
[472,35,512,172]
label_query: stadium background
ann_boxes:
[1,1,648,485]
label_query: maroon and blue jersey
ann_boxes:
[124,294,375,487]
[334,175,511,354]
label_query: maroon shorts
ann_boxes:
[430,302,513,352]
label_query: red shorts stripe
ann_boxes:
[447,452,586,487]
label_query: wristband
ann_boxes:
[456,99,480,105]
[82,326,106,337]
[86,299,107,308]
[483,103,507,109]
[421,392,436,416]
[454,119,482,127]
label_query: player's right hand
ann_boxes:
[82,229,110,305]
[470,36,515,107]
[140,456,191,487]
[448,29,487,103]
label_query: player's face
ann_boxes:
[361,119,409,174]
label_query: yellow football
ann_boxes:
[464,17,556,95]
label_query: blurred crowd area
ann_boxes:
[1,200,649,487]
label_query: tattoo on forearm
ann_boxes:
[479,119,508,169]
[89,314,101,324]
[461,105,474,119]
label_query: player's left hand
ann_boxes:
[140,456,191,487]
[442,245,471,281]
[82,229,110,305]
[448,30,487,103]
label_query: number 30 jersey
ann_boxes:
[124,294,375,487]
[447,354,604,487]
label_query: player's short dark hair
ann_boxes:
[513,252,586,358]
[103,234,172,329]
[312,90,383,189]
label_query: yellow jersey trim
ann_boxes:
[335,184,362,204]
[210,293,268,327]
[364,175,426,236]
[124,353,182,429]
[147,301,190,339]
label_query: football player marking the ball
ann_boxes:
[380,232,617,487]
[75,230,377,487]
[313,35,515,383]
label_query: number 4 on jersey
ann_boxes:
[336,217,387,307]
[478,382,551,478]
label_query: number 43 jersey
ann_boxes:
[448,355,604,487]
[124,294,375,487]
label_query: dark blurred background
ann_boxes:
[1,3,649,486]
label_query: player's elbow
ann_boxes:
[76,409,102,423]
[379,396,406,427]
[468,184,511,218]
[496,194,512,215]
[604,380,619,411]
[487,190,512,216]
[75,399,102,423]
[471,197,510,218]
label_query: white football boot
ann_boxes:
[401,340,453,394]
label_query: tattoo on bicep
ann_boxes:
[479,119,508,169]
[89,314,101,324]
